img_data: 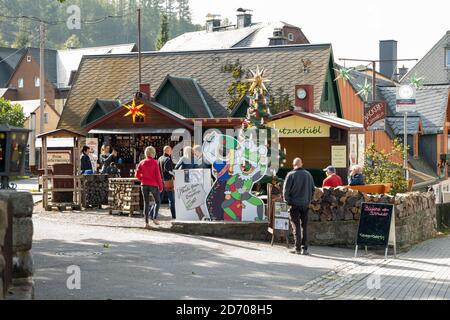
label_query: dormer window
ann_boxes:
[26,56,31,62]
[446,48,450,67]
[288,33,294,42]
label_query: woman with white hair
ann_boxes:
[348,165,365,186]
[175,146,195,169]
[135,146,163,228]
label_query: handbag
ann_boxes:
[164,179,174,192]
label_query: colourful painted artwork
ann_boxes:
[202,131,268,222]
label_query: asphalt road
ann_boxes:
[32,216,357,300]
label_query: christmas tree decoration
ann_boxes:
[334,66,353,86]
[410,74,424,89]
[355,78,372,101]
[242,66,286,180]
[247,66,270,94]
[123,99,145,123]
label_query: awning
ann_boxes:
[89,128,185,135]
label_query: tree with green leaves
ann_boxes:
[64,34,81,49]
[155,12,169,50]
[0,98,25,127]
[364,139,408,195]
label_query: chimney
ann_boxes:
[206,14,221,32]
[139,83,151,100]
[398,65,409,80]
[269,28,288,46]
[379,40,398,79]
[236,8,252,29]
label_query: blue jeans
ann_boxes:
[142,185,161,223]
[161,190,176,219]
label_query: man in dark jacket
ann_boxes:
[80,146,93,174]
[158,146,176,219]
[283,158,316,255]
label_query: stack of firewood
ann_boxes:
[108,178,143,214]
[308,187,435,222]
[82,174,109,208]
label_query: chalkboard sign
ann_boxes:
[356,202,394,247]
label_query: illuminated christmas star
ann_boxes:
[356,78,372,101]
[247,66,270,94]
[410,74,424,89]
[334,66,353,86]
[123,99,145,123]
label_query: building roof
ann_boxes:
[58,44,334,134]
[56,43,137,88]
[10,99,59,118]
[271,110,364,131]
[0,47,27,87]
[28,48,59,85]
[154,75,228,118]
[347,68,396,103]
[160,22,308,52]
[379,84,450,135]
[401,31,450,85]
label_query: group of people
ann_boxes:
[322,164,365,188]
[80,144,119,175]
[135,145,210,229]
[283,160,366,256]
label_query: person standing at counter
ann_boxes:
[100,145,111,166]
[136,146,163,229]
[283,158,315,256]
[80,146,93,174]
[158,146,176,220]
[101,148,118,174]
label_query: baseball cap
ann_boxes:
[323,166,336,173]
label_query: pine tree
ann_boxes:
[155,12,169,50]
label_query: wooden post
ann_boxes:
[42,136,48,209]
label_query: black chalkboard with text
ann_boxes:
[356,202,394,247]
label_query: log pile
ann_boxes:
[108,178,143,216]
[308,187,435,222]
[82,174,109,208]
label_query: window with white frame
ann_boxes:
[18,78,24,88]
[35,77,40,87]
[288,33,294,41]
[26,55,31,62]
[44,112,49,124]
[446,49,450,67]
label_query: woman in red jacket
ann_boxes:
[135,146,163,229]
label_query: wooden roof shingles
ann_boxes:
[58,44,332,134]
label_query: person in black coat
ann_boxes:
[80,146,93,174]
[101,148,118,174]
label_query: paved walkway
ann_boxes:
[301,236,450,300]
[31,207,450,300]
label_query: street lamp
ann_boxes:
[0,125,31,189]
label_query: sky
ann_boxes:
[189,0,449,71]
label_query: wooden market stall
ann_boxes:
[36,129,85,211]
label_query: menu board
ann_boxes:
[274,202,289,231]
[356,203,394,247]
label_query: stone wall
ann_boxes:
[0,192,34,282]
[307,188,437,249]
[170,189,437,252]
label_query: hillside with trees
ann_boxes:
[0,0,201,50]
